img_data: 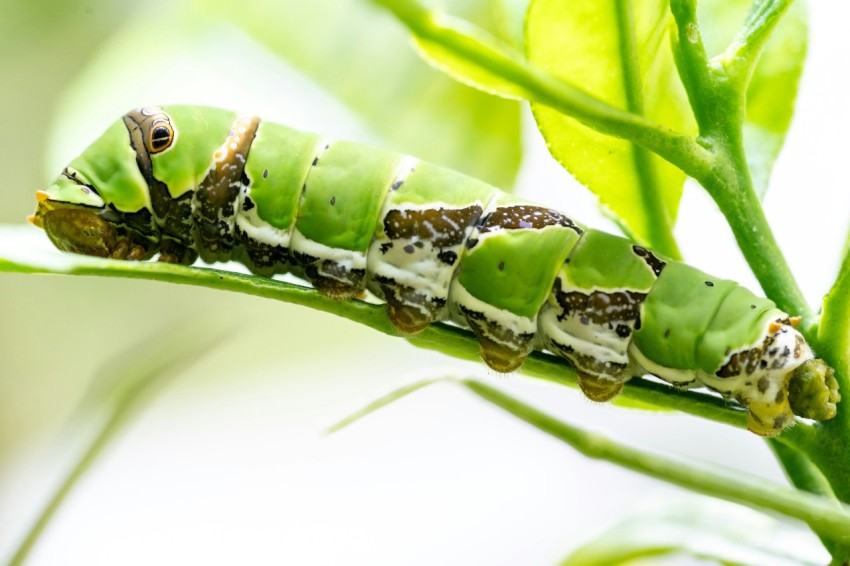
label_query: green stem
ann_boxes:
[376,0,812,321]
[0,243,798,435]
[699,160,814,321]
[614,0,681,258]
[770,440,838,500]
[370,0,715,183]
[722,0,794,83]
[769,440,842,556]
[669,0,845,550]
[766,232,850,560]
[461,379,850,543]
[805,243,850,502]
[670,0,813,321]
[668,0,716,132]
[9,414,128,566]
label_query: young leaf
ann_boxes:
[367,0,543,101]
[558,499,829,565]
[325,378,446,434]
[526,0,695,258]
[699,0,809,197]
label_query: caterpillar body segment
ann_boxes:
[30,105,840,436]
[540,230,661,401]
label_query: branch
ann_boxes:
[369,0,715,182]
[721,0,795,83]
[0,225,797,435]
[670,0,813,321]
[462,379,850,543]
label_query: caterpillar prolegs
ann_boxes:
[29,106,839,436]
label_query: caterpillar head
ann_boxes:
[734,319,839,435]
[29,107,173,259]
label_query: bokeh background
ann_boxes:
[1,0,847,564]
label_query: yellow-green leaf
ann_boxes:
[699,0,808,197]
[559,499,829,565]
[408,13,538,100]
[196,0,522,189]
[526,0,696,257]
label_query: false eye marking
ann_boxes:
[123,106,177,159]
[149,122,174,153]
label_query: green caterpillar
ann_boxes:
[30,105,839,436]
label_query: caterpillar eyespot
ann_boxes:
[149,124,173,153]
[29,105,840,436]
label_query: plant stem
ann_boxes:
[370,0,716,182]
[723,0,795,83]
[769,440,841,556]
[670,0,847,552]
[375,0,812,321]
[670,0,813,321]
[698,157,814,320]
[462,379,850,543]
[613,0,681,258]
[805,243,850,505]
[0,241,789,434]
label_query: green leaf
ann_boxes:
[361,0,541,103]
[526,0,695,258]
[699,0,809,197]
[744,0,808,198]
[559,499,829,566]
[407,12,537,100]
[370,0,716,194]
[194,0,522,189]
[325,377,447,434]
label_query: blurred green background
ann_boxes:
[1,0,846,564]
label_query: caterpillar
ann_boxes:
[29,105,839,436]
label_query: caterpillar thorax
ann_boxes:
[30,105,839,435]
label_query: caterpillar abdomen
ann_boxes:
[30,105,840,436]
